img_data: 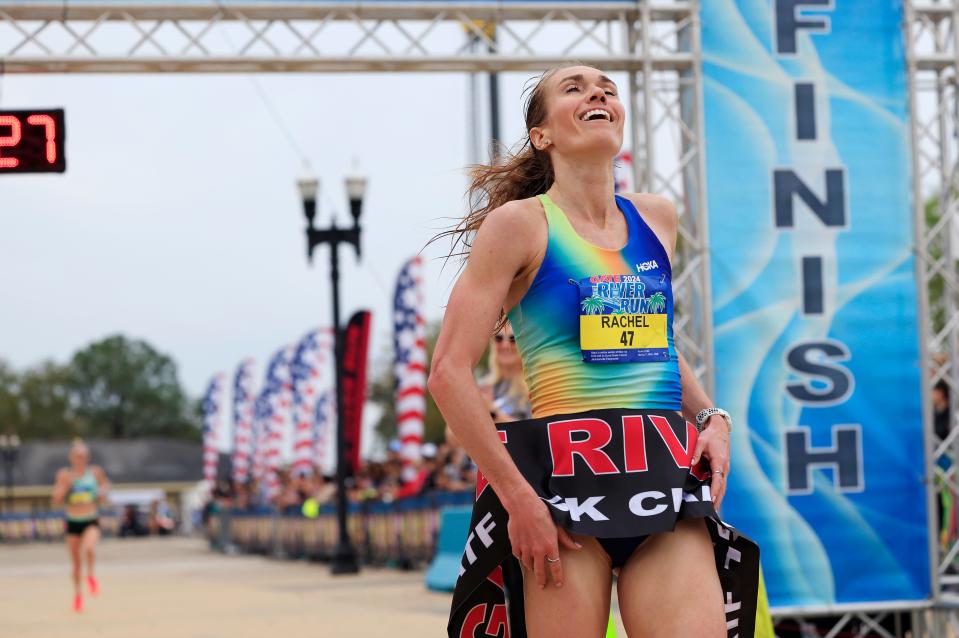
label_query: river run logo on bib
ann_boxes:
[580,275,666,316]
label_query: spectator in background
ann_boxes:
[120,504,146,537]
[147,500,175,536]
[479,320,531,422]
[934,380,951,442]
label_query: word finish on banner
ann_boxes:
[703,0,929,608]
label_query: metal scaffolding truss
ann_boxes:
[0,1,693,73]
[909,1,959,635]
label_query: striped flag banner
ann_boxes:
[393,256,427,482]
[231,358,256,484]
[201,373,226,489]
[254,345,293,498]
[313,390,333,476]
[290,328,333,476]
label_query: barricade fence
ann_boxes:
[0,511,121,542]
[208,491,474,567]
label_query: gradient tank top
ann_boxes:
[506,193,682,418]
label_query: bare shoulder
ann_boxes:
[623,193,677,227]
[470,196,547,269]
[478,197,546,240]
[54,467,69,483]
[622,192,678,256]
[91,465,107,479]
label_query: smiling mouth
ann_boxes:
[580,109,612,122]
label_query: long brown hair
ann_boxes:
[432,66,570,263]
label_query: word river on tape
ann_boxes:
[578,273,669,363]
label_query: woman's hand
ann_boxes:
[691,416,731,509]
[505,493,581,589]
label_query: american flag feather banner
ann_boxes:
[255,346,293,498]
[201,373,226,489]
[393,256,427,482]
[231,358,256,484]
[313,389,333,476]
[290,328,333,476]
[251,384,271,487]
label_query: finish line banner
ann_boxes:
[701,1,930,609]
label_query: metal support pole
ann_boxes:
[300,172,364,574]
[626,17,643,192]
[329,236,360,574]
[4,454,12,513]
[640,2,655,192]
[687,0,715,396]
[906,0,941,607]
[488,34,501,162]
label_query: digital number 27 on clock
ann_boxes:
[0,114,58,168]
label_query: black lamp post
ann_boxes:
[0,433,21,514]
[297,168,367,575]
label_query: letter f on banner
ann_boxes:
[775,0,833,55]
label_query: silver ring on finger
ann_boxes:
[545,556,560,563]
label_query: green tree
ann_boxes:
[0,359,81,440]
[0,359,21,433]
[68,335,199,440]
[18,361,80,440]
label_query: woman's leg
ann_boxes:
[523,533,612,638]
[616,519,726,638]
[81,524,100,594]
[66,534,82,595]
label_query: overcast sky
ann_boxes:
[0,67,633,399]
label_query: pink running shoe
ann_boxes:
[73,594,83,613]
[87,576,99,596]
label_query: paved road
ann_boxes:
[0,537,456,638]
[1,537,629,637]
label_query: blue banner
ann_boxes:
[702,0,931,609]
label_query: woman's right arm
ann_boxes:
[428,202,578,589]
[51,469,69,507]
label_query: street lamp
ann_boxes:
[0,433,21,514]
[298,167,366,575]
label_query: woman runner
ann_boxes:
[429,65,756,637]
[52,439,111,612]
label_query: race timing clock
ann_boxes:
[0,109,66,174]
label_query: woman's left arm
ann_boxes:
[677,350,730,508]
[94,466,111,507]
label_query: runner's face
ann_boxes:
[69,446,89,468]
[534,66,624,158]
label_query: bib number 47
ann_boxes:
[620,331,635,347]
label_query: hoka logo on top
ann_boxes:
[635,260,659,272]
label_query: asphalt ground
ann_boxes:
[0,537,629,638]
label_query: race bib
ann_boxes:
[68,491,94,505]
[578,273,670,363]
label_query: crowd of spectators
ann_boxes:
[208,439,477,515]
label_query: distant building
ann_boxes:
[3,439,203,515]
